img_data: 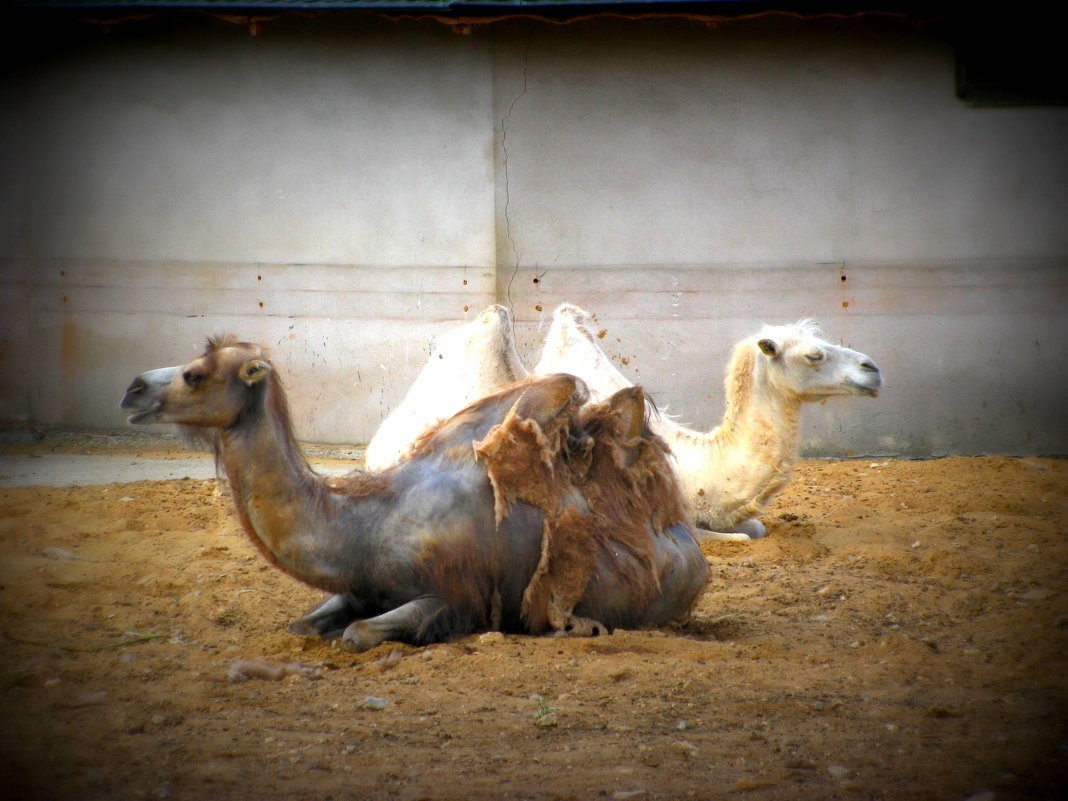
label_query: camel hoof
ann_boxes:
[287,618,317,636]
[735,518,767,540]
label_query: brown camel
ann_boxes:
[120,336,707,650]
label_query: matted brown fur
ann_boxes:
[576,391,693,540]
[520,506,600,634]
[472,409,576,526]
[474,382,695,633]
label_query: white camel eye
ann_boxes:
[805,351,824,364]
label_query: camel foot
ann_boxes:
[335,621,386,653]
[288,593,366,640]
[735,518,767,539]
[552,615,612,638]
[334,596,450,652]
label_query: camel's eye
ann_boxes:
[805,351,824,364]
[183,369,205,388]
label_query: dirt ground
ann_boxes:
[1,430,1066,801]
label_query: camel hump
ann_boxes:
[512,373,589,431]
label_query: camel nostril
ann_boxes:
[126,378,145,395]
[860,360,879,372]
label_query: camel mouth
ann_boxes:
[852,384,879,398]
[124,400,163,425]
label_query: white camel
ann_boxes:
[365,304,529,471]
[534,304,883,542]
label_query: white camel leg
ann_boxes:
[696,528,754,543]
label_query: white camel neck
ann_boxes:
[654,344,803,530]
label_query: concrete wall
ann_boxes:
[1,13,1066,455]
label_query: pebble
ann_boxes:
[71,690,108,707]
[41,547,79,561]
[361,696,389,710]
[372,649,405,671]
[1020,588,1051,601]
[827,765,850,780]
[672,740,699,757]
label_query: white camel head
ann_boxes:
[751,320,882,402]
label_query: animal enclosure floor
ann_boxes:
[0,432,1065,801]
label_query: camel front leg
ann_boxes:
[695,518,766,542]
[336,596,451,652]
[288,592,377,640]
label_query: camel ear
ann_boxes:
[757,338,780,358]
[238,359,272,386]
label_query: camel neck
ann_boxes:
[713,342,802,464]
[658,342,804,529]
[216,394,353,592]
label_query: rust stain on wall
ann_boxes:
[60,321,81,369]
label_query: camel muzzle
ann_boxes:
[120,366,180,423]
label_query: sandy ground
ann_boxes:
[0,428,1065,801]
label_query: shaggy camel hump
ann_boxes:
[121,337,705,651]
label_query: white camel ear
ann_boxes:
[239,360,271,386]
[757,338,780,358]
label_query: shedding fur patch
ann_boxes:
[472,375,584,524]
[521,506,600,634]
[474,411,565,525]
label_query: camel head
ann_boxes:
[120,335,275,428]
[752,320,883,401]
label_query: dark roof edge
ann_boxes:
[4,1,950,15]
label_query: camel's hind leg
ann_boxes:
[336,596,451,653]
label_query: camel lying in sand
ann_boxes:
[535,304,883,541]
[120,336,707,650]
[365,304,528,472]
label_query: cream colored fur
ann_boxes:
[365,304,529,471]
